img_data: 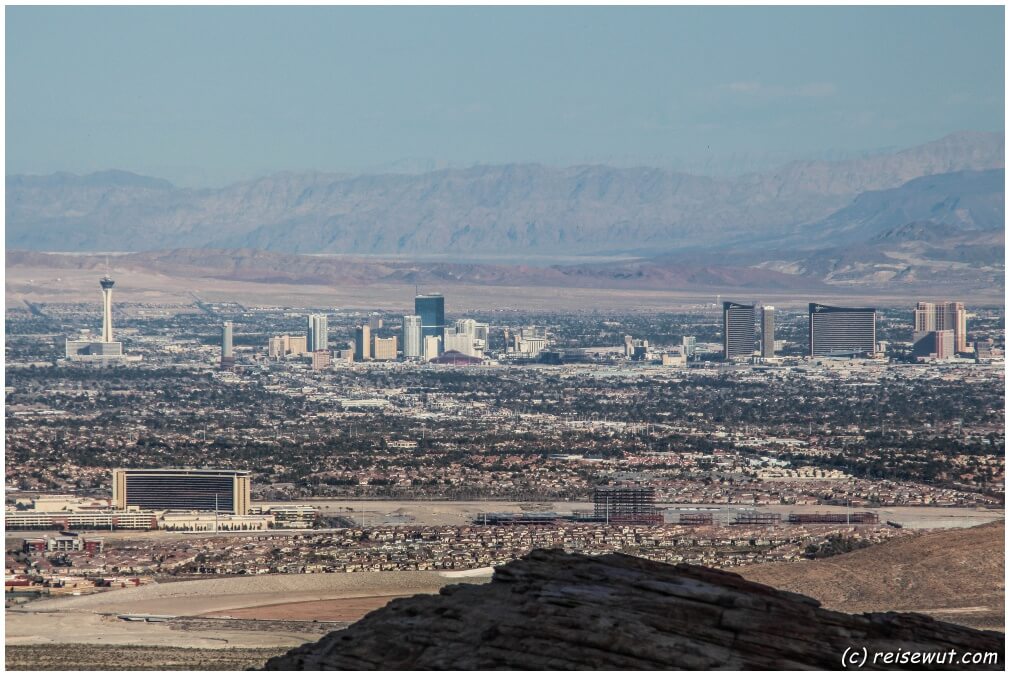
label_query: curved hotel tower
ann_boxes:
[808,303,877,357]
[723,302,756,360]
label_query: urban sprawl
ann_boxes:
[5,278,1004,598]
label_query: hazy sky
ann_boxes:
[6,5,1005,186]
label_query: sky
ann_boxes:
[5,5,1005,187]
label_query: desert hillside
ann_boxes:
[736,521,1005,631]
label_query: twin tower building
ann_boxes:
[723,302,779,360]
[723,302,880,360]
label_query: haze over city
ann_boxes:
[6,6,1003,186]
[4,4,1006,673]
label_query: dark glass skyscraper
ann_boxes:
[809,303,876,357]
[415,293,445,343]
[723,302,755,360]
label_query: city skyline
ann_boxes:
[60,272,985,364]
[4,4,1004,670]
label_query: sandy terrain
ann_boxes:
[22,569,488,616]
[735,521,1005,631]
[5,569,493,650]
[204,595,406,622]
[10,261,985,311]
[4,611,320,650]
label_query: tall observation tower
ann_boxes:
[100,276,116,342]
[66,274,128,361]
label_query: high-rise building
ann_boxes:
[424,335,442,361]
[100,276,115,343]
[311,350,332,370]
[307,314,329,353]
[66,276,124,361]
[355,325,372,361]
[112,468,251,515]
[914,301,967,353]
[444,328,470,355]
[288,335,307,355]
[472,322,489,344]
[760,306,775,358]
[402,315,423,358]
[809,303,876,357]
[373,336,398,361]
[682,336,696,358]
[723,302,755,360]
[222,321,234,358]
[415,294,445,343]
[913,330,955,360]
[268,335,289,359]
[510,326,549,356]
[445,319,489,358]
[367,314,383,330]
[622,336,649,360]
[220,321,235,370]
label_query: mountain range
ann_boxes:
[5,131,1004,292]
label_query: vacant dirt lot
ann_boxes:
[203,595,407,622]
[6,568,494,653]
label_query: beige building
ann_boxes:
[268,334,309,358]
[914,301,967,353]
[19,495,112,512]
[249,504,319,529]
[268,335,289,359]
[373,336,398,361]
[424,335,442,361]
[113,468,251,515]
[158,511,274,531]
[311,350,332,370]
[5,508,158,530]
[661,352,686,367]
[288,335,307,355]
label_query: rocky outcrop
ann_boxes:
[263,550,1004,670]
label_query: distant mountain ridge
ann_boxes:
[6,131,1004,257]
[798,168,1004,247]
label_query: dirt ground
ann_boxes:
[5,568,493,652]
[10,260,982,311]
[5,644,285,671]
[736,521,1006,631]
[203,595,407,622]
[4,610,320,650]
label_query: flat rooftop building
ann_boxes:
[808,303,876,357]
[723,302,755,360]
[112,468,251,515]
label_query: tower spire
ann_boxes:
[100,274,116,343]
